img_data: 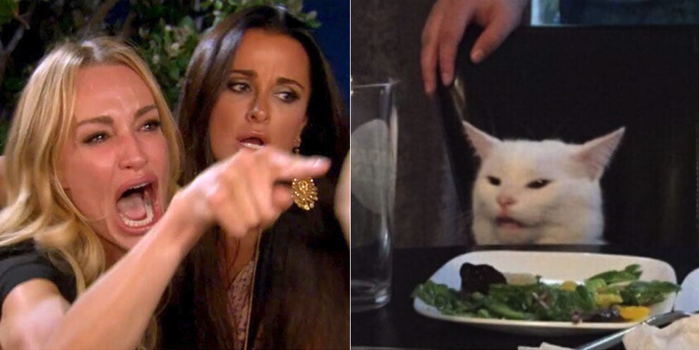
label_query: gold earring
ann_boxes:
[291,147,318,210]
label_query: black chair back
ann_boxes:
[436,26,699,249]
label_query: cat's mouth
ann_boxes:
[495,216,526,229]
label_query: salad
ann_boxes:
[412,263,680,323]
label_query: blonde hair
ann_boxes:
[0,37,182,349]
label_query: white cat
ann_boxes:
[464,122,625,245]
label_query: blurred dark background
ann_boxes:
[352,0,699,249]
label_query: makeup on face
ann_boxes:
[59,64,170,255]
[208,29,311,160]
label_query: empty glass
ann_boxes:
[350,80,398,312]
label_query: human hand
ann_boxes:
[421,0,529,94]
[334,152,350,244]
[175,147,330,237]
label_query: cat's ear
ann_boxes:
[463,122,501,159]
[575,127,625,180]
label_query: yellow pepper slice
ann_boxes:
[560,281,577,291]
[616,306,651,321]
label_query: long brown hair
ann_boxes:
[170,6,348,349]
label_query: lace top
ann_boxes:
[228,259,255,349]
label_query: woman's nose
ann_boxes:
[246,97,269,123]
[118,133,147,170]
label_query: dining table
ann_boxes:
[351,244,699,350]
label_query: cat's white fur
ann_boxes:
[464,122,625,245]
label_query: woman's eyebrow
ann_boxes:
[229,70,306,90]
[230,69,255,77]
[135,104,158,119]
[75,104,157,128]
[77,115,113,127]
[277,77,305,91]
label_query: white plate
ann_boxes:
[413,250,677,336]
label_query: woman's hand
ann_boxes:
[174,147,331,237]
[421,0,529,94]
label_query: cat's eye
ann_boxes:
[527,179,551,189]
[486,176,501,186]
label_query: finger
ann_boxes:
[271,184,294,213]
[186,165,224,228]
[214,182,255,237]
[470,8,520,64]
[266,152,331,182]
[421,0,448,95]
[211,165,260,237]
[438,3,473,86]
[245,154,279,225]
[420,32,437,95]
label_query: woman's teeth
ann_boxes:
[120,195,154,228]
[241,142,264,150]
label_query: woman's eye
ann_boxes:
[527,179,551,189]
[277,90,299,103]
[228,81,250,93]
[486,176,501,186]
[142,119,162,131]
[83,133,108,144]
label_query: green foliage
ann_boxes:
[0,0,18,30]
[137,15,200,107]
[621,281,682,306]
[132,0,318,105]
[411,280,482,316]
[586,264,642,285]
[202,0,318,28]
[0,0,318,139]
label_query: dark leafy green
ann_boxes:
[411,280,482,316]
[621,281,681,306]
[586,264,642,284]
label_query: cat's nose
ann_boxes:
[496,195,517,208]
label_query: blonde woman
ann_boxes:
[0,37,329,349]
